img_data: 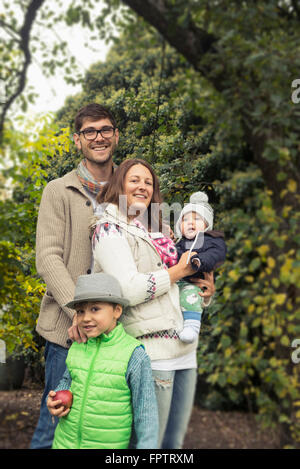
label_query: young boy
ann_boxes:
[175,192,227,343]
[47,272,158,449]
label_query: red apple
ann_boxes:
[55,390,73,409]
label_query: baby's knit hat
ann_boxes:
[175,191,214,237]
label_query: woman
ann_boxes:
[91,158,215,449]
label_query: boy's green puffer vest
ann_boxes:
[52,323,141,449]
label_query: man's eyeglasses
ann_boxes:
[78,126,116,141]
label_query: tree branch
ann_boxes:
[0,0,45,141]
[121,0,300,210]
[0,19,20,40]
[121,0,216,72]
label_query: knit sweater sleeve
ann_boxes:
[92,223,170,306]
[126,346,159,449]
[54,366,72,392]
[35,181,76,318]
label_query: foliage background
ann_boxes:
[0,0,300,447]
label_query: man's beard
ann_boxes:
[84,142,115,165]
[85,151,112,165]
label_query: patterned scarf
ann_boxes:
[76,159,104,196]
[77,159,118,196]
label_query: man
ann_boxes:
[30,103,119,449]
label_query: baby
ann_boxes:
[175,192,227,343]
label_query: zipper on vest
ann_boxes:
[77,339,101,448]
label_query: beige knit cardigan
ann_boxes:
[35,170,93,347]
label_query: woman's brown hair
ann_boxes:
[96,158,163,232]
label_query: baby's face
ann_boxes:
[181,212,207,239]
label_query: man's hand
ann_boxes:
[191,257,201,270]
[190,271,215,301]
[67,313,87,344]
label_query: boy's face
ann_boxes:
[75,301,122,338]
[181,211,207,239]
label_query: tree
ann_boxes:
[0,0,93,139]
[120,1,300,197]
[0,0,45,136]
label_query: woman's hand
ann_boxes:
[168,251,197,284]
[190,272,215,303]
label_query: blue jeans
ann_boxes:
[152,368,197,449]
[30,341,68,449]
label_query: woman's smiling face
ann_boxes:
[123,164,154,216]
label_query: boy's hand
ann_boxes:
[47,390,71,418]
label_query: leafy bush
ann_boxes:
[0,119,71,358]
[0,241,44,354]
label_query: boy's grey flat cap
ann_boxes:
[65,273,129,309]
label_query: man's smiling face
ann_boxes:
[73,117,119,168]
